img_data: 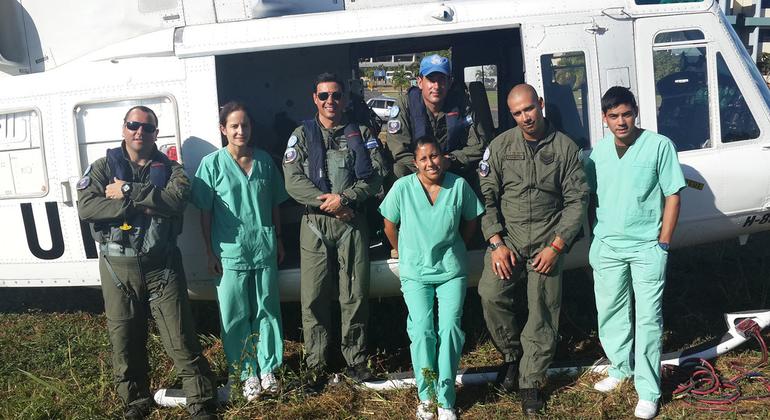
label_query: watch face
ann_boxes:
[121,183,131,193]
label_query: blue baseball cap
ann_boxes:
[419,54,451,77]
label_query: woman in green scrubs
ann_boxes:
[191,102,288,401]
[379,137,484,420]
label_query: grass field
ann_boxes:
[2,232,770,419]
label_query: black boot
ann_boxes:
[345,361,376,383]
[520,388,544,415]
[497,361,519,393]
[123,403,150,420]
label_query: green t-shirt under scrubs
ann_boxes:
[379,172,484,283]
[191,147,288,270]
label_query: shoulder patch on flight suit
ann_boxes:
[284,147,298,163]
[506,152,525,160]
[287,135,298,148]
[389,105,400,118]
[365,138,380,149]
[76,176,91,190]
[482,147,490,161]
[478,161,490,177]
[83,164,92,176]
[540,152,555,165]
[387,120,401,134]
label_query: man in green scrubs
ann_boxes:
[584,86,685,419]
[379,137,484,420]
[477,84,589,414]
[283,73,385,388]
[191,102,288,400]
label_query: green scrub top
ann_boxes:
[379,172,484,283]
[584,130,685,250]
[191,147,288,270]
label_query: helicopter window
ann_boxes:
[654,29,705,44]
[0,109,47,199]
[74,97,179,173]
[653,46,710,152]
[540,52,590,149]
[716,52,760,143]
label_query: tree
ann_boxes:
[392,69,410,93]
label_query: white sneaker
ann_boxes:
[261,372,279,394]
[242,376,262,402]
[634,399,658,419]
[437,407,457,420]
[416,400,435,420]
[593,376,622,393]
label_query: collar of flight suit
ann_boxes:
[511,118,558,149]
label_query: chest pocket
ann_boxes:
[326,148,354,194]
[536,154,561,193]
[501,152,526,185]
[631,161,657,192]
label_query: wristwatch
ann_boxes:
[488,241,505,251]
[340,193,352,207]
[658,242,670,251]
[120,182,132,197]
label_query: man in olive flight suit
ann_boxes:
[283,73,385,389]
[77,106,216,419]
[385,54,487,180]
[477,85,589,414]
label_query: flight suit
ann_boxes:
[77,146,216,415]
[386,87,488,180]
[282,117,385,369]
[477,122,589,389]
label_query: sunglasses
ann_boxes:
[317,91,342,101]
[125,121,157,132]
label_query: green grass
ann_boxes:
[2,232,770,418]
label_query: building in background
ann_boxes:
[722,0,770,65]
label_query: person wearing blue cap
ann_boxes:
[385,54,488,182]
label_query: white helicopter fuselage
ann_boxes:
[1,0,769,300]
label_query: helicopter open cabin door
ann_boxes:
[522,20,602,151]
[635,13,770,245]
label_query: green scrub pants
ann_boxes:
[217,266,283,381]
[401,277,466,408]
[99,249,216,415]
[299,212,370,369]
[590,239,667,402]
[477,248,563,389]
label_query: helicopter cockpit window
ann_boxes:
[653,46,710,152]
[654,29,704,44]
[716,52,760,143]
[0,109,47,199]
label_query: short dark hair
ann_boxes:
[218,101,254,147]
[313,72,345,93]
[413,135,443,157]
[123,105,158,126]
[601,86,637,113]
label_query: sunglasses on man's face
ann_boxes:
[317,91,342,101]
[125,121,157,132]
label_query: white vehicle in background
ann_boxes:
[366,96,397,120]
[1,0,770,302]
